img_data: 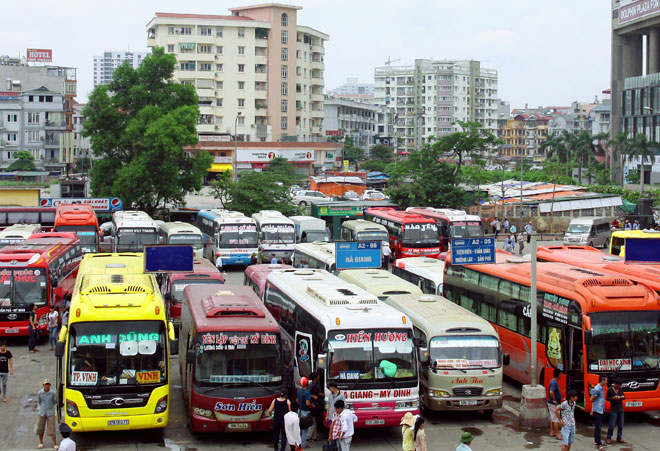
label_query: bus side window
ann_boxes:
[611,236,623,255]
[412,326,427,345]
[420,278,435,295]
[497,301,518,331]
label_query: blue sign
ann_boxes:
[451,238,495,265]
[335,241,381,270]
[624,238,660,263]
[144,245,194,273]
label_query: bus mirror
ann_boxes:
[502,353,510,366]
[186,350,196,365]
[413,337,424,347]
[418,347,429,365]
[317,353,327,370]
[169,339,179,355]
[168,322,176,341]
[584,330,592,345]
[55,341,65,357]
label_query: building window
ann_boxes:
[238,81,245,90]
[281,100,288,113]
[216,46,223,54]
[200,27,212,36]
[216,81,223,89]
[281,116,288,130]
[199,63,212,71]
[6,114,17,123]
[281,82,288,95]
[167,44,174,53]
[238,46,245,55]
[281,47,288,61]
[180,62,195,71]
[237,116,245,125]
[238,27,245,38]
[216,98,223,107]
[216,27,223,37]
[198,45,212,54]
[281,13,288,27]
[238,98,245,107]
[6,133,17,142]
[28,112,40,124]
[28,96,34,102]
[27,130,39,142]
[238,64,245,72]
[216,64,223,71]
[281,65,288,79]
[215,116,223,125]
[179,27,192,35]
[168,26,174,35]
[281,30,288,44]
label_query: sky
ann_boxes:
[1,0,611,107]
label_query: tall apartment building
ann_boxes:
[146,4,328,143]
[93,51,150,87]
[374,59,498,153]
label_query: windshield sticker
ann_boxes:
[345,389,413,400]
[403,223,437,232]
[598,359,632,371]
[261,225,294,232]
[340,331,409,344]
[210,375,270,384]
[221,225,257,232]
[202,332,277,350]
[431,337,499,348]
[71,371,98,386]
[339,371,360,380]
[542,293,570,324]
[434,359,498,368]
[117,228,156,234]
[0,299,9,307]
[136,370,160,384]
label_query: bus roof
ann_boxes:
[289,216,325,227]
[0,234,80,266]
[385,294,497,337]
[365,207,435,224]
[55,204,98,227]
[338,269,422,298]
[112,210,156,229]
[245,263,293,291]
[251,210,295,226]
[406,207,480,222]
[341,219,387,233]
[185,284,280,333]
[0,224,40,239]
[198,209,255,224]
[265,269,411,331]
[394,257,445,282]
[166,257,224,283]
[158,221,202,235]
[293,242,335,263]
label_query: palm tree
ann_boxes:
[627,133,660,194]
[608,131,632,187]
[572,130,598,184]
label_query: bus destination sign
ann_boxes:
[451,238,495,265]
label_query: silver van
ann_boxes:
[563,217,611,248]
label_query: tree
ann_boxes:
[229,171,294,216]
[361,160,388,173]
[369,144,394,163]
[438,121,499,177]
[342,136,365,170]
[572,130,600,184]
[627,133,660,194]
[209,171,234,209]
[7,151,37,171]
[460,165,490,213]
[82,47,212,216]
[608,131,633,187]
[266,156,301,187]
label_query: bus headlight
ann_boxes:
[486,388,502,396]
[155,395,168,414]
[66,399,80,417]
[431,390,450,398]
[193,406,213,418]
[395,400,419,409]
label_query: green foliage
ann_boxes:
[209,171,234,209]
[7,151,37,171]
[626,169,640,185]
[230,171,294,216]
[266,156,301,186]
[438,121,500,176]
[83,47,212,215]
[369,144,394,163]
[361,160,388,173]
[342,136,365,169]
[627,133,660,194]
[74,157,92,174]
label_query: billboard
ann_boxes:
[26,49,52,63]
[39,197,123,212]
[618,0,660,24]
[236,149,315,162]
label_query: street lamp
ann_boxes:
[234,112,242,178]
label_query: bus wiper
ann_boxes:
[123,368,144,393]
[90,375,104,394]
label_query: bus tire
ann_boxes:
[299,201,307,207]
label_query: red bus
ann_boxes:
[178,285,282,433]
[364,208,440,259]
[54,204,99,253]
[0,207,56,230]
[405,207,483,252]
[0,233,81,337]
[244,263,293,300]
[443,250,660,412]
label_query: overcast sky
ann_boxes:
[1,0,611,107]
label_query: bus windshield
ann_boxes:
[0,269,48,307]
[450,221,483,239]
[168,234,203,249]
[261,225,295,244]
[55,225,99,252]
[430,336,501,369]
[195,332,281,387]
[67,321,167,389]
[219,224,258,248]
[171,279,222,303]
[402,223,438,246]
[588,311,660,371]
[327,329,416,383]
[304,231,330,243]
[116,228,158,251]
[357,231,389,242]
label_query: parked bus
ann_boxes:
[291,242,336,273]
[338,269,422,301]
[0,223,41,245]
[244,263,293,300]
[111,211,158,252]
[392,257,445,296]
[161,258,225,329]
[609,229,660,258]
[157,222,204,258]
[196,210,258,266]
[384,294,507,415]
[340,219,390,254]
[264,268,420,428]
[56,252,175,431]
[406,207,483,252]
[179,285,282,433]
[443,250,660,412]
[252,211,296,263]
[0,206,56,230]
[364,208,440,260]
[289,216,330,243]
[54,204,100,253]
[0,233,81,337]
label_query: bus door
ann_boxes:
[295,331,314,379]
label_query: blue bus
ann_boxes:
[196,210,258,265]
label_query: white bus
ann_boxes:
[338,269,423,301]
[289,216,330,243]
[392,257,445,296]
[292,242,336,273]
[0,223,41,245]
[157,222,204,258]
[196,210,258,265]
[252,210,296,263]
[263,268,420,428]
[111,210,158,252]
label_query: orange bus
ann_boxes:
[54,204,100,253]
[443,250,660,412]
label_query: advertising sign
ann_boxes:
[39,197,123,212]
[199,134,231,142]
[325,130,341,136]
[335,241,381,270]
[618,0,660,24]
[26,49,52,63]
[236,149,314,162]
[318,205,364,216]
[0,91,20,101]
[144,245,194,273]
[451,238,495,265]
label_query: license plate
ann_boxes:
[365,419,385,425]
[625,401,642,407]
[107,419,129,426]
[460,400,478,406]
[227,423,249,429]
[4,329,18,334]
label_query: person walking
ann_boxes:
[382,245,391,269]
[214,254,223,271]
[335,399,356,451]
[509,223,517,236]
[413,416,426,451]
[525,221,533,243]
[282,353,295,403]
[491,218,501,239]
[268,390,292,451]
[504,218,510,234]
[590,375,608,450]
[0,340,13,402]
[297,377,314,448]
[547,368,562,440]
[36,379,57,450]
[47,305,59,351]
[400,411,415,451]
[504,235,514,253]
[556,389,578,451]
[307,372,324,441]
[284,410,301,451]
[28,303,39,354]
[456,431,474,451]
[518,232,525,255]
[57,423,76,451]
[606,379,626,444]
[326,381,346,425]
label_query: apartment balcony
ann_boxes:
[254,89,267,100]
[197,124,215,133]
[2,141,18,148]
[311,93,324,102]
[255,71,268,83]
[255,101,268,110]
[311,60,324,70]
[311,109,324,118]
[45,138,60,147]
[311,45,325,55]
[311,77,324,87]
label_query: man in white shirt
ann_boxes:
[284,410,301,450]
[215,255,223,271]
[58,423,76,451]
[335,399,357,451]
[382,245,391,269]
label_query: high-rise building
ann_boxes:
[374,59,498,153]
[92,51,150,87]
[146,3,328,143]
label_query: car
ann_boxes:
[362,190,388,200]
[291,190,331,207]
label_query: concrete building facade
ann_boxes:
[92,51,150,87]
[323,95,392,153]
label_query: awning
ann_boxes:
[207,163,232,172]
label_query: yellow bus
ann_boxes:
[338,269,422,301]
[609,229,660,257]
[55,253,175,432]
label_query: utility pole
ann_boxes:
[530,231,538,386]
[519,150,524,232]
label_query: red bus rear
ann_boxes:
[54,204,100,253]
[244,263,293,300]
[0,233,81,337]
[179,285,282,433]
[364,207,440,259]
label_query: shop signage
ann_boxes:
[0,91,20,101]
[236,149,315,162]
[39,197,123,212]
[618,0,660,24]
[318,205,364,216]
[27,49,52,62]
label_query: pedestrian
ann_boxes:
[48,305,59,351]
[307,372,325,441]
[335,399,356,451]
[326,381,346,424]
[510,223,517,235]
[28,303,39,354]
[547,368,562,440]
[328,399,342,450]
[215,254,223,271]
[0,340,13,402]
[606,379,626,444]
[297,376,314,448]
[518,232,525,255]
[36,378,57,450]
[504,218,510,234]
[590,374,608,450]
[611,218,620,229]
[504,235,514,253]
[491,218,501,238]
[382,245,391,269]
[556,389,578,451]
[633,220,640,230]
[284,410,301,451]
[250,253,258,265]
[456,431,474,451]
[60,305,69,328]
[400,411,415,451]
[271,256,278,264]
[282,352,295,403]
[58,423,76,451]
[525,221,533,243]
[625,220,632,230]
[413,416,427,451]
[268,390,292,451]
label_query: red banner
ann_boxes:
[26,49,52,63]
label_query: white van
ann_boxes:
[563,216,611,248]
[289,215,330,243]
